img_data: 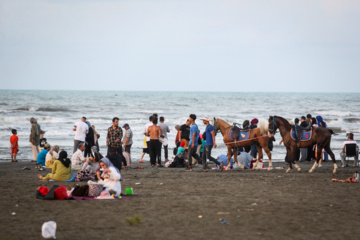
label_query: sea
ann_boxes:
[1,90,359,163]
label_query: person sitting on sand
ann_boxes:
[36,143,51,168]
[45,145,59,168]
[340,133,359,167]
[38,151,72,181]
[96,158,121,195]
[72,143,86,170]
[106,147,123,172]
[75,146,102,181]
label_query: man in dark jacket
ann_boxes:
[106,147,125,172]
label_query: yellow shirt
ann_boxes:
[50,160,72,181]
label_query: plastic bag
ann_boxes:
[42,221,56,239]
[54,186,68,200]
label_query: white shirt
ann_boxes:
[99,166,121,195]
[46,151,59,163]
[74,122,89,141]
[143,122,153,142]
[71,149,84,168]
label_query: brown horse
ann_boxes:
[213,117,272,170]
[268,116,337,173]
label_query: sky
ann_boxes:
[0,0,359,92]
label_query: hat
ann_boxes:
[44,143,50,149]
[251,118,258,124]
[122,123,129,128]
[180,142,185,147]
[200,116,211,122]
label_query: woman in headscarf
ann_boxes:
[75,146,103,181]
[316,115,327,128]
[84,121,95,160]
[45,145,60,168]
[96,157,121,195]
[29,117,45,162]
[38,151,72,181]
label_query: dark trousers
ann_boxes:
[150,139,161,165]
[164,145,168,159]
[146,141,151,155]
[188,146,202,166]
[250,144,258,158]
[202,145,220,170]
[125,144,132,154]
[107,146,123,156]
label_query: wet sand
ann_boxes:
[1,160,360,240]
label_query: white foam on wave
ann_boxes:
[315,110,355,117]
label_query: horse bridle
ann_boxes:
[213,117,234,136]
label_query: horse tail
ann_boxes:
[259,118,268,135]
[328,128,336,135]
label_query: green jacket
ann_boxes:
[29,123,44,146]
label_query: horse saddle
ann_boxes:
[229,127,250,141]
[290,128,312,141]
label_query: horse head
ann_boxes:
[268,116,278,134]
[213,117,220,135]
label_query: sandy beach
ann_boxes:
[1,160,360,240]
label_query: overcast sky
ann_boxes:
[0,0,359,92]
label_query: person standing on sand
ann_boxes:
[147,116,163,167]
[143,115,154,158]
[249,118,258,158]
[186,114,202,171]
[73,117,89,153]
[29,117,45,162]
[299,116,308,162]
[92,125,100,151]
[159,116,170,162]
[122,123,133,154]
[10,129,19,162]
[106,117,123,156]
[84,121,95,160]
[201,116,222,171]
[179,119,191,148]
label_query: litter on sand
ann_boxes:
[217,212,230,215]
[42,221,56,239]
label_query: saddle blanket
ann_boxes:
[229,129,250,141]
[290,129,311,141]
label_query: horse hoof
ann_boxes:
[267,168,272,171]
[308,170,313,173]
[298,169,302,173]
[333,170,337,174]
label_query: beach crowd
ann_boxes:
[8,113,359,196]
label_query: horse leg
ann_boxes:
[226,146,232,171]
[324,145,337,174]
[260,141,272,171]
[286,147,294,173]
[292,147,302,173]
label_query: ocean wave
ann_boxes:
[343,118,360,123]
[14,107,72,112]
[314,110,354,117]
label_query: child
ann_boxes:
[39,133,47,151]
[10,129,19,162]
[139,136,148,163]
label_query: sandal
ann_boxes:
[218,163,223,172]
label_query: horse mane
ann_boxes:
[275,116,292,128]
[216,118,231,127]
[259,119,268,135]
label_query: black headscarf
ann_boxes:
[58,151,71,168]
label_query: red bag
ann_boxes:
[38,186,49,196]
[54,185,68,200]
